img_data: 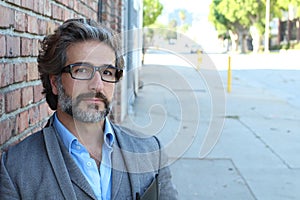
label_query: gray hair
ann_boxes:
[37,18,124,110]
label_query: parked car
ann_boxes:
[190,44,202,54]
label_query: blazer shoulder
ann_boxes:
[4,130,43,156]
[2,126,56,166]
[112,124,161,153]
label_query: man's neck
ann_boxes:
[56,110,104,150]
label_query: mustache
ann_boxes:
[75,92,109,107]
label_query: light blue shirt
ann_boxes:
[53,113,114,200]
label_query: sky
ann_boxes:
[158,0,211,17]
[156,0,222,52]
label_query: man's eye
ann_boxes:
[103,69,114,76]
[74,67,89,73]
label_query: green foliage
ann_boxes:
[294,43,300,49]
[208,0,230,35]
[209,0,300,37]
[276,0,300,11]
[209,0,266,35]
[143,0,164,27]
[179,10,186,22]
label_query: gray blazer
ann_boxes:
[0,117,178,200]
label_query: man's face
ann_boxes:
[52,40,116,123]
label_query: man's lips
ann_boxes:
[81,98,103,103]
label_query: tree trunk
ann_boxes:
[250,26,260,52]
[239,31,247,53]
[229,30,239,52]
[297,18,300,43]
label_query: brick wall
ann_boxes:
[0,0,125,155]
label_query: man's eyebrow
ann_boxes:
[68,62,116,67]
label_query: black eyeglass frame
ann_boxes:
[61,62,123,83]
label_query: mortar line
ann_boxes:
[238,119,292,169]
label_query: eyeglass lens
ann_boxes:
[71,64,117,82]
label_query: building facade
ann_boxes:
[0,0,143,153]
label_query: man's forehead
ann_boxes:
[66,41,116,64]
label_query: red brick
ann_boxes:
[21,86,33,107]
[29,106,39,125]
[38,0,44,14]
[14,63,27,83]
[27,15,39,34]
[6,36,20,57]
[68,0,75,8]
[5,0,15,4]
[0,63,14,88]
[39,102,49,120]
[33,84,44,103]
[51,4,63,20]
[5,89,21,113]
[33,0,39,13]
[0,5,15,28]
[89,0,98,11]
[32,39,39,56]
[61,0,69,7]
[27,62,39,81]
[0,92,4,117]
[0,35,5,57]
[21,0,34,10]
[62,8,71,20]
[17,110,29,133]
[46,21,57,34]
[78,4,90,18]
[9,0,21,6]
[0,118,14,145]
[38,19,47,35]
[21,37,32,56]
[91,12,97,20]
[102,13,108,21]
[48,108,54,116]
[15,11,26,32]
[64,9,75,20]
[44,1,51,17]
[73,0,79,11]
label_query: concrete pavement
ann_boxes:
[121,51,300,199]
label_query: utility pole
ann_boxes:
[264,0,270,52]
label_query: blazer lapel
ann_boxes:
[43,126,77,199]
[111,141,133,200]
[111,125,142,200]
[61,147,97,199]
[43,124,97,200]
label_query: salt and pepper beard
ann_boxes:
[56,76,111,123]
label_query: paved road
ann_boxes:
[122,51,300,199]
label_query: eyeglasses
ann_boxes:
[61,62,122,83]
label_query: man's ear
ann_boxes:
[49,75,58,95]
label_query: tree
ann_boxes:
[276,0,300,15]
[179,10,186,26]
[209,0,266,52]
[275,0,300,43]
[209,0,300,52]
[143,0,163,27]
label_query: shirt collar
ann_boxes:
[53,113,76,153]
[53,113,115,153]
[103,117,115,148]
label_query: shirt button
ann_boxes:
[87,162,92,167]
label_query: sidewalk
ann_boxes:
[121,52,300,199]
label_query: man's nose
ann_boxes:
[88,71,104,92]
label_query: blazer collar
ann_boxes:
[111,124,137,200]
[43,117,97,200]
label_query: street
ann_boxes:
[122,50,300,199]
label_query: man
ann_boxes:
[0,19,178,200]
